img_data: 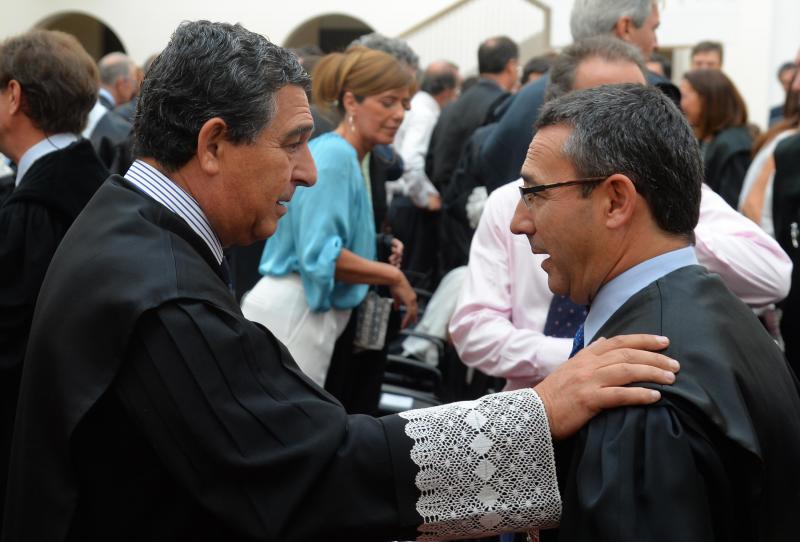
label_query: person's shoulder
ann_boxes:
[310,131,355,158]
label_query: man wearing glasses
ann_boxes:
[450,37,791,393]
[515,83,800,541]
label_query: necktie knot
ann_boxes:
[570,324,585,358]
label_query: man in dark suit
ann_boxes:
[772,131,800,377]
[0,29,109,530]
[513,83,800,541]
[83,52,137,173]
[479,0,672,193]
[427,35,518,272]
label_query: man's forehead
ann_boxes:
[522,125,573,181]
[574,57,646,90]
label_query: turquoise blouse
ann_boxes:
[258,132,376,311]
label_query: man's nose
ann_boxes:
[510,198,535,236]
[295,144,317,188]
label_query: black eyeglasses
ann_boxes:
[519,176,607,209]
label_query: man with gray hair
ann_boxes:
[516,83,800,541]
[83,51,136,172]
[478,0,667,192]
[4,20,680,542]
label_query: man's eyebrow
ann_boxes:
[284,123,314,140]
[520,171,534,185]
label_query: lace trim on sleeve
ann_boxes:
[399,389,561,540]
[400,389,561,540]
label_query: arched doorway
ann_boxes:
[284,13,374,54]
[35,11,125,61]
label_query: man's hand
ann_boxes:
[534,334,678,440]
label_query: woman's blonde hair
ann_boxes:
[312,46,416,114]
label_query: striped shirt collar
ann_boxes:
[124,159,224,264]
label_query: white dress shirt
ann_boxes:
[449,180,793,390]
[737,129,798,238]
[390,91,440,207]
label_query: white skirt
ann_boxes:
[241,274,351,387]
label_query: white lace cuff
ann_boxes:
[399,389,561,540]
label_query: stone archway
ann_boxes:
[35,11,125,61]
[284,13,374,54]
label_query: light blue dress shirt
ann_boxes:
[259,132,376,312]
[15,134,78,186]
[584,246,699,343]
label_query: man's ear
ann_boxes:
[602,174,638,229]
[196,117,227,175]
[4,80,23,116]
[613,16,633,41]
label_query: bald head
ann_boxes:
[421,60,460,107]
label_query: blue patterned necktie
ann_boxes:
[544,294,588,339]
[569,324,585,358]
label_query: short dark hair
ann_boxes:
[536,84,703,239]
[691,41,724,63]
[135,21,310,172]
[478,36,519,74]
[682,69,747,140]
[421,63,459,96]
[0,30,98,134]
[647,52,672,79]
[521,53,556,84]
[545,36,645,102]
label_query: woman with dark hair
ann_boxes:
[681,69,753,207]
[242,47,418,400]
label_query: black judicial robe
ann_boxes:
[4,177,421,542]
[553,265,800,542]
[0,140,107,526]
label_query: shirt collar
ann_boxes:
[413,91,440,114]
[98,87,115,108]
[82,100,109,138]
[584,246,698,343]
[15,133,79,186]
[123,159,224,264]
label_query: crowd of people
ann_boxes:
[1,0,800,540]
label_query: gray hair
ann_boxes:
[545,36,645,102]
[348,33,420,71]
[134,21,310,171]
[536,84,702,239]
[98,52,136,86]
[570,0,655,41]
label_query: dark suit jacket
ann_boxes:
[702,125,752,208]
[772,132,800,377]
[89,110,134,174]
[426,78,508,193]
[554,265,800,542]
